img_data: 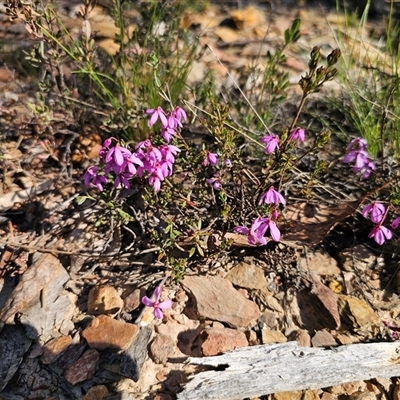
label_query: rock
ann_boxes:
[226,263,282,314]
[0,324,32,391]
[299,250,341,276]
[64,349,99,385]
[156,317,200,340]
[200,327,248,356]
[261,328,287,344]
[337,295,379,330]
[163,370,186,394]
[231,5,267,30]
[297,278,340,331]
[82,315,138,350]
[373,377,392,392]
[87,285,123,315]
[288,329,311,347]
[211,321,224,329]
[149,334,176,364]
[119,326,152,381]
[0,252,75,343]
[107,391,135,400]
[20,290,76,343]
[304,390,321,400]
[41,335,73,364]
[154,394,174,400]
[0,68,13,83]
[393,380,400,400]
[336,333,361,345]
[56,332,86,369]
[311,330,337,347]
[338,245,376,272]
[272,391,303,400]
[82,385,109,400]
[341,381,368,396]
[259,310,278,329]
[225,262,267,290]
[156,318,201,356]
[246,329,258,345]
[214,27,240,43]
[320,393,337,400]
[123,288,142,313]
[182,275,260,328]
[100,326,152,382]
[349,392,378,400]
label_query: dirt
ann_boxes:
[0,1,400,400]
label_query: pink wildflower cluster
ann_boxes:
[342,137,376,179]
[234,186,285,245]
[84,106,186,191]
[146,106,187,143]
[260,127,305,154]
[202,151,232,191]
[362,201,400,245]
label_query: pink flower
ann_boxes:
[265,219,281,242]
[146,107,168,128]
[122,152,144,176]
[113,171,131,189]
[168,106,187,129]
[392,216,400,230]
[355,160,376,179]
[368,225,392,245]
[362,202,386,224]
[342,149,369,166]
[207,176,222,190]
[261,134,280,154]
[234,216,281,245]
[83,166,108,191]
[258,186,286,206]
[271,209,279,219]
[161,127,177,143]
[346,137,368,152]
[172,106,187,122]
[141,286,172,320]
[148,162,168,191]
[160,144,180,175]
[289,127,305,142]
[234,217,269,246]
[105,144,131,167]
[223,159,232,168]
[202,151,219,167]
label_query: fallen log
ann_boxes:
[178,341,400,400]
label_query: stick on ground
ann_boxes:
[178,341,400,400]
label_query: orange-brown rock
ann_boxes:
[82,315,138,350]
[200,327,248,356]
[41,335,73,364]
[87,285,123,316]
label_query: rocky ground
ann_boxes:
[1,1,400,400]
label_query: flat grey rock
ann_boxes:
[0,324,32,391]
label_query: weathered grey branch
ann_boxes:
[178,341,400,400]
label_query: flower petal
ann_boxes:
[269,221,281,242]
[158,299,173,309]
[154,308,164,319]
[141,296,154,307]
[154,286,162,302]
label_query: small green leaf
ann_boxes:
[189,247,196,258]
[76,196,88,205]
[197,244,204,257]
